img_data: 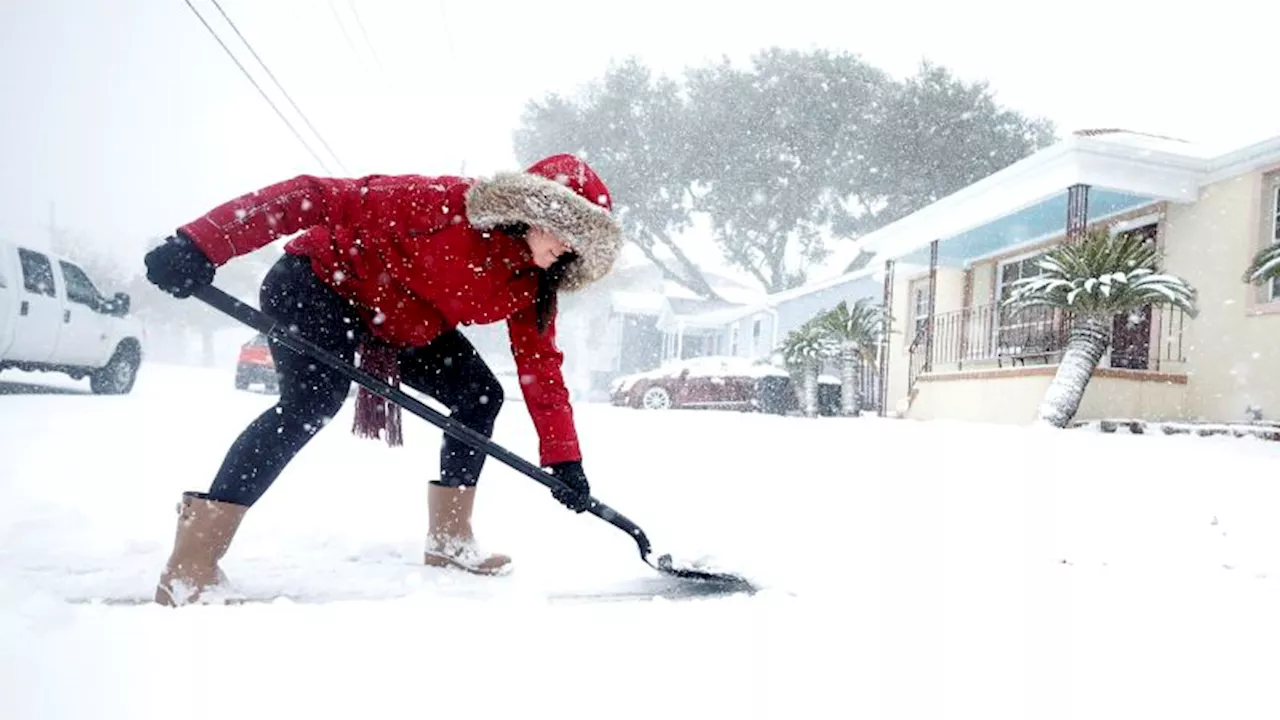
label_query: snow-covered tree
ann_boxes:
[818,298,889,416]
[778,319,836,417]
[1003,227,1198,428]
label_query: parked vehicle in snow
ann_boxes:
[608,355,841,414]
[234,332,279,393]
[0,240,143,393]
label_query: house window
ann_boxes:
[996,252,1056,353]
[752,319,762,354]
[1269,185,1280,301]
[730,325,740,355]
[912,285,930,339]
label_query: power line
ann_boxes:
[345,0,386,75]
[181,0,342,175]
[207,0,350,174]
[326,0,370,78]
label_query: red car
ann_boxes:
[609,355,803,414]
[234,332,279,393]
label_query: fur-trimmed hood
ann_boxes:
[464,154,623,292]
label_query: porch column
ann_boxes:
[1066,183,1090,241]
[878,259,895,417]
[924,239,939,372]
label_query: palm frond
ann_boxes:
[778,317,837,368]
[1244,242,1280,285]
[1002,227,1198,319]
[818,298,889,349]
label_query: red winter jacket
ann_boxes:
[177,154,623,466]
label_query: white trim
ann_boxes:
[1203,136,1280,186]
[1109,211,1163,235]
[996,247,1047,272]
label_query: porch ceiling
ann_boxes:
[895,187,1158,267]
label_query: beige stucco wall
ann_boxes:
[1162,169,1280,422]
[909,368,1190,424]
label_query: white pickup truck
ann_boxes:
[0,240,144,394]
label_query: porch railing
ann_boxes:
[908,302,1189,391]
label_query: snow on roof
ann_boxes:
[1071,128,1218,159]
[676,262,888,328]
[610,290,667,315]
[854,129,1280,267]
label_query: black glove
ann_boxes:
[145,232,215,299]
[548,461,591,513]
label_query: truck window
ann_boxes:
[59,260,103,308]
[18,248,55,297]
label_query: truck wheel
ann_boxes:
[91,343,141,395]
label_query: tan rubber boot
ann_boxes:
[154,492,249,606]
[423,482,512,576]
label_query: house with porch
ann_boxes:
[848,128,1280,425]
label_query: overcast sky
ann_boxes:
[1,0,1274,272]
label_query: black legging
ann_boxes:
[206,254,504,507]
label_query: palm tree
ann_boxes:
[818,298,889,416]
[1003,227,1198,428]
[778,319,835,417]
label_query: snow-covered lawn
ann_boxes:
[4,362,1280,718]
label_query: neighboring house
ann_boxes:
[663,265,887,364]
[650,257,890,414]
[833,128,1280,424]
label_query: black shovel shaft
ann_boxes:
[192,285,654,560]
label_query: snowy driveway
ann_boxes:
[3,363,1280,718]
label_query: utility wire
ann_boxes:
[182,0,335,174]
[326,0,370,79]
[207,0,350,174]
[345,0,386,75]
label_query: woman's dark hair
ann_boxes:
[535,251,578,333]
[496,223,577,334]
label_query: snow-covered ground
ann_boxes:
[4,362,1280,718]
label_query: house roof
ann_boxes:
[853,129,1280,267]
[673,263,889,328]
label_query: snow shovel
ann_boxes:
[193,285,757,596]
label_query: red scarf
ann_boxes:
[351,339,404,447]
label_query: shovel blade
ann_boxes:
[649,552,759,596]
